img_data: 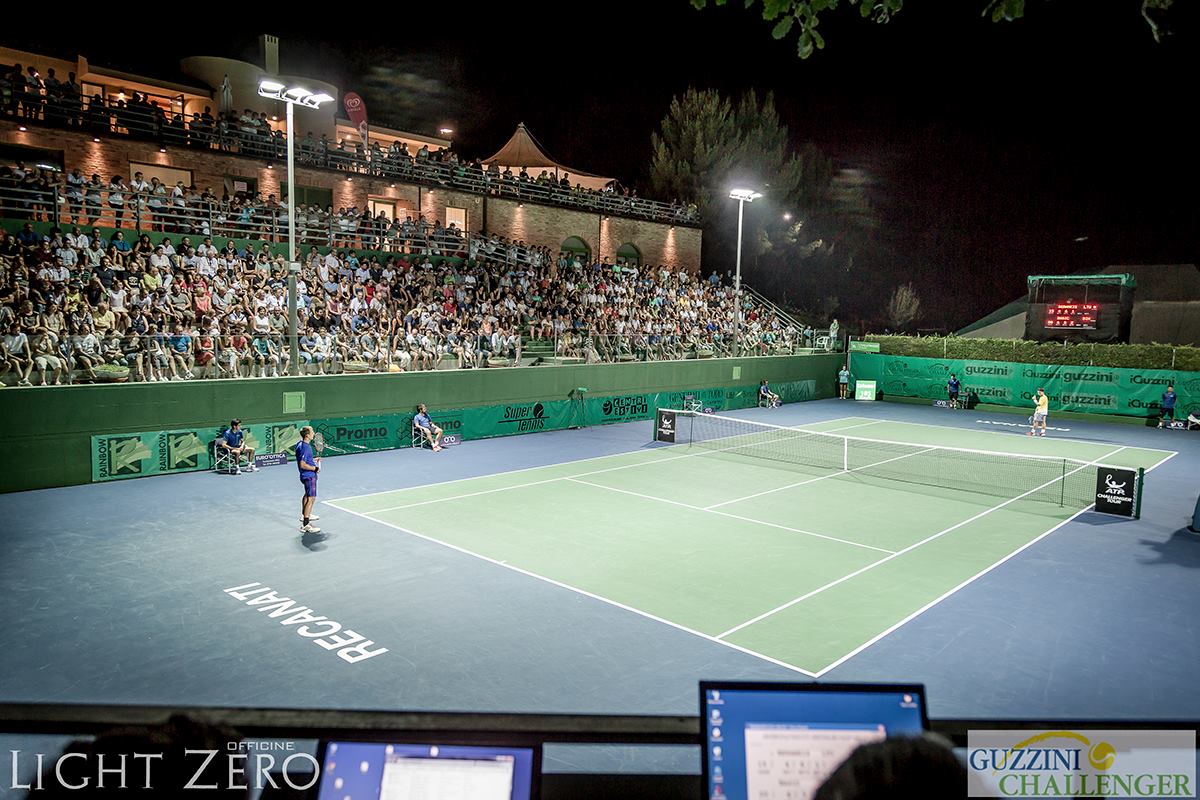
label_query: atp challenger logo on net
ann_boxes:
[8,741,321,792]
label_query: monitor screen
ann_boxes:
[700,681,928,800]
[315,741,536,800]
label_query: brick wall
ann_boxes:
[1,121,701,271]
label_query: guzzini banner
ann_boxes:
[850,353,1198,417]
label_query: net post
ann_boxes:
[1134,467,1144,519]
[1060,459,1066,507]
[843,436,849,472]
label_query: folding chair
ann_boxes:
[212,433,240,474]
[411,423,428,449]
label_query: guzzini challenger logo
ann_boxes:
[499,402,546,431]
[967,729,1194,797]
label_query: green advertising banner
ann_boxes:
[90,379,821,481]
[91,420,312,481]
[849,353,1199,417]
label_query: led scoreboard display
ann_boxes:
[1025,274,1133,342]
[1044,302,1100,330]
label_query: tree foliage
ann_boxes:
[689,0,1176,58]
[649,88,811,219]
[886,283,922,330]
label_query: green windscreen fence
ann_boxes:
[88,379,819,482]
[849,353,1198,417]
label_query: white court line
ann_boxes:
[326,417,873,503]
[565,477,895,554]
[323,500,819,678]
[714,445,1129,640]
[357,417,881,514]
[704,446,939,510]
[857,412,1178,456]
[810,446,1180,676]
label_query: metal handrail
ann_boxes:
[1,91,700,225]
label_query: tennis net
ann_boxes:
[666,410,1128,508]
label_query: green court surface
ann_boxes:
[326,416,1174,676]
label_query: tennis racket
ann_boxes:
[313,431,347,455]
[311,432,327,471]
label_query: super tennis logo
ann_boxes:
[499,403,546,431]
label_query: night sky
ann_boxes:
[6,1,1197,329]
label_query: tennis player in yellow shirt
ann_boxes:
[1028,388,1050,437]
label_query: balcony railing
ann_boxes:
[2,89,700,226]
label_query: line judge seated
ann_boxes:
[413,403,444,452]
[219,419,258,473]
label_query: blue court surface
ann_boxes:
[2,399,1199,730]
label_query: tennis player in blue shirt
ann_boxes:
[947,374,961,409]
[219,419,257,473]
[414,404,444,452]
[1158,385,1177,428]
[295,425,321,533]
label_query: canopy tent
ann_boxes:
[483,123,615,192]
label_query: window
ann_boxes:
[560,236,591,260]
[129,161,193,188]
[280,183,333,209]
[368,198,397,220]
[445,206,467,233]
[615,242,642,267]
[224,175,258,197]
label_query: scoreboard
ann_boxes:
[1025,274,1134,342]
[1044,302,1100,330]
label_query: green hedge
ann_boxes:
[863,335,1200,371]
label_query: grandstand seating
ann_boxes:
[0,162,828,387]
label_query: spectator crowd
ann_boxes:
[0,183,807,388]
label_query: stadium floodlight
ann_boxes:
[728,188,762,356]
[257,79,335,373]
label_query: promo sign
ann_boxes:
[441,433,461,447]
[855,380,877,401]
[1094,467,1139,517]
[655,409,677,443]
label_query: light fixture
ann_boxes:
[346,176,352,182]
[267,164,274,170]
[18,126,26,132]
[93,137,100,143]
[783,212,792,221]
[389,183,395,188]
[518,202,523,208]
[729,188,762,202]
[258,81,332,109]
[159,147,167,153]
[438,127,453,136]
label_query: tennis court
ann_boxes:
[327,413,1176,676]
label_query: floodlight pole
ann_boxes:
[286,98,299,376]
[733,197,745,357]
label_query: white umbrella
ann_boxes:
[219,74,233,115]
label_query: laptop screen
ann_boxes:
[700,681,928,800]
[315,741,536,800]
